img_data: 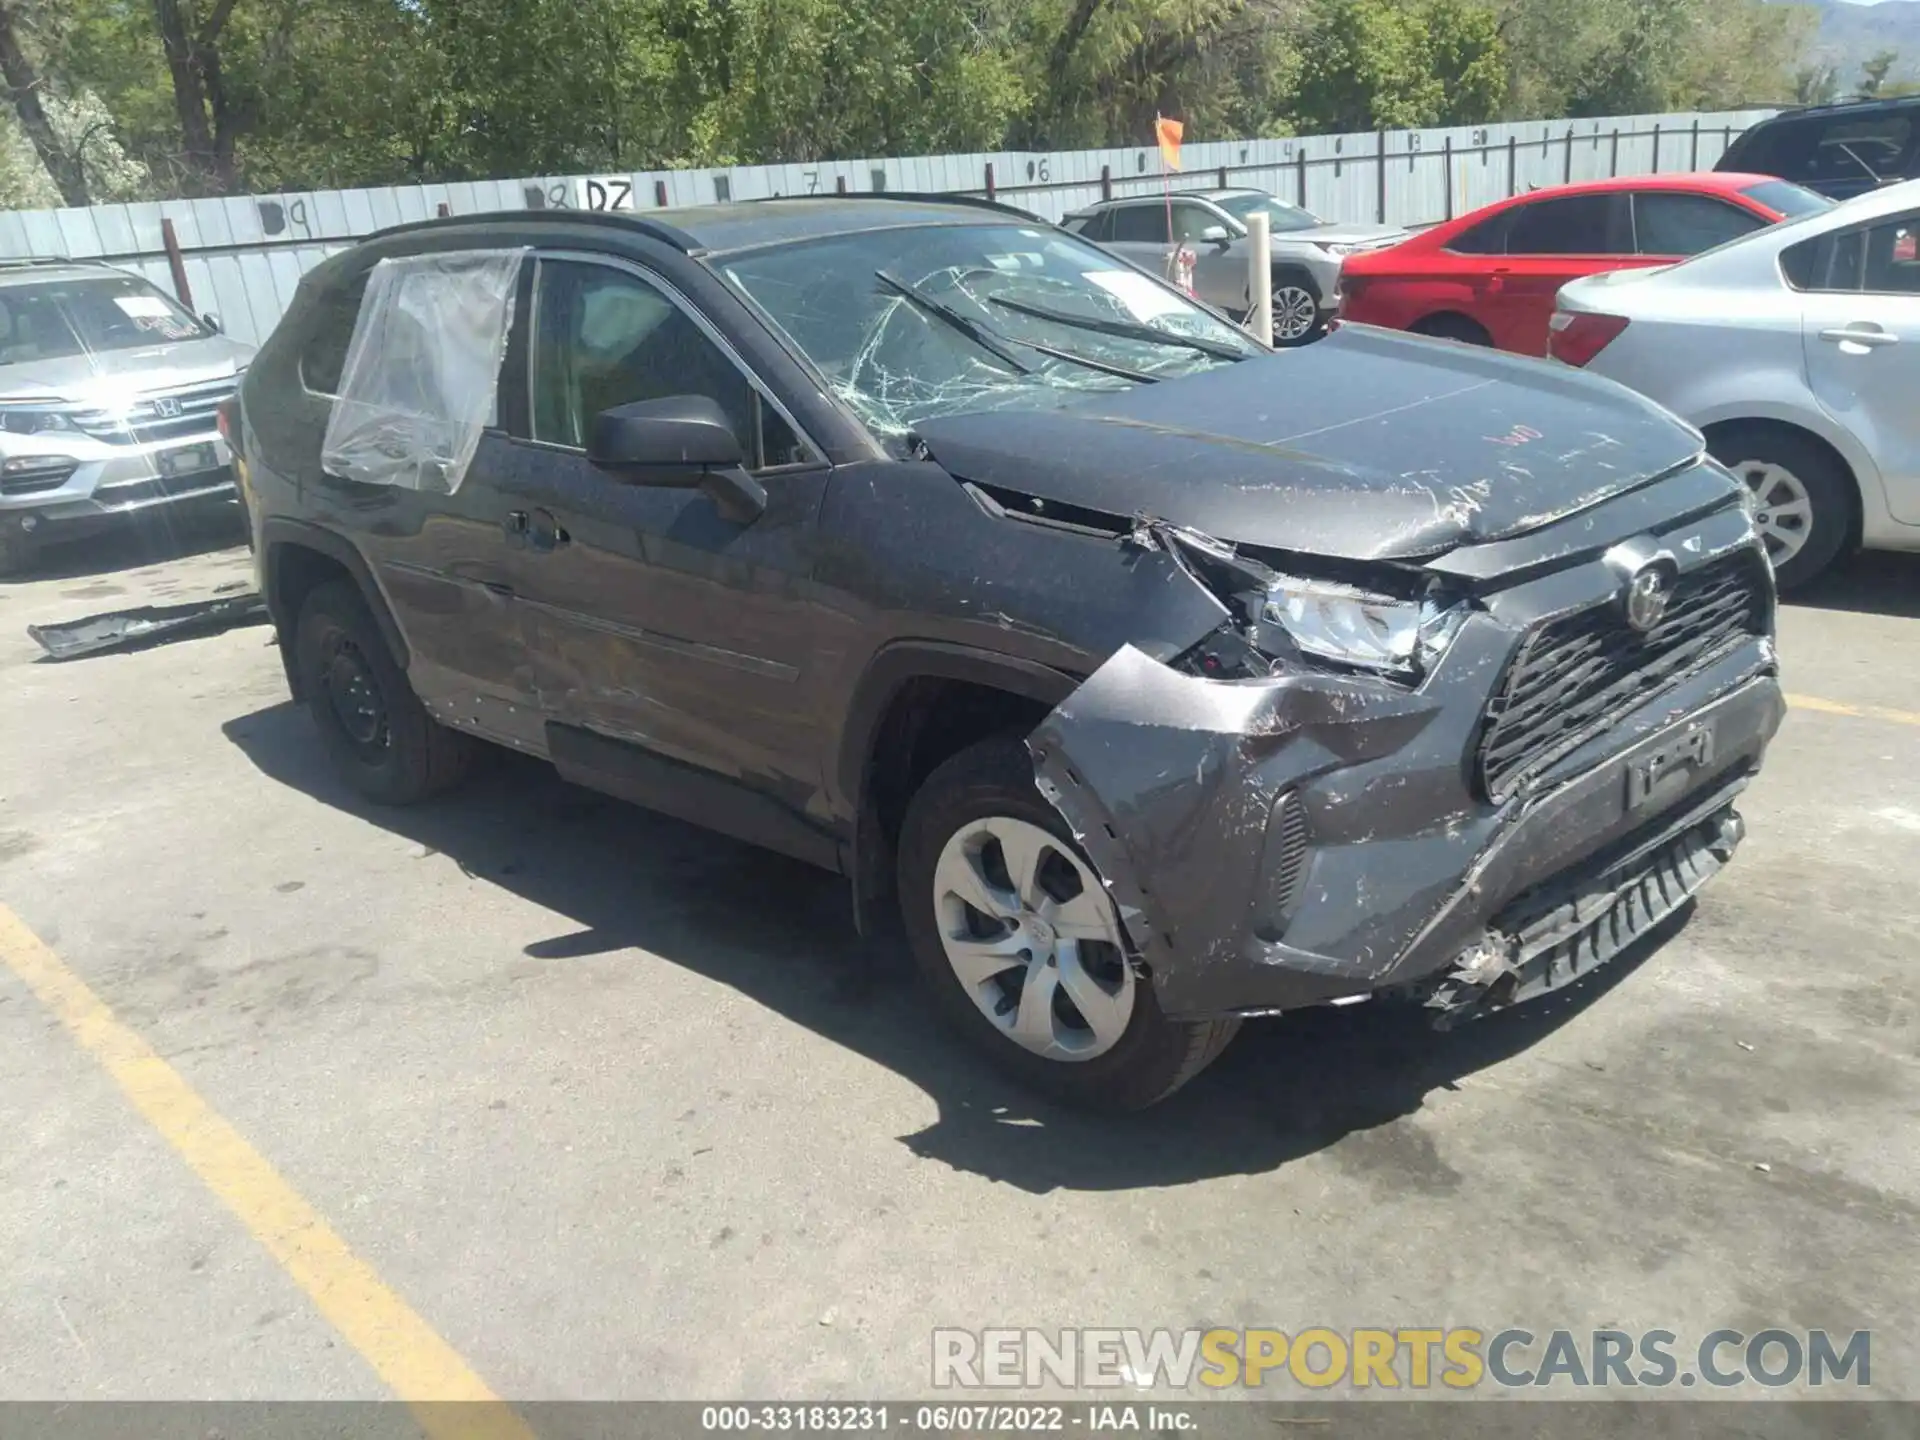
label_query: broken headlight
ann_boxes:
[1259,574,1466,681]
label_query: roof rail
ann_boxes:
[747,190,1048,223]
[0,255,84,270]
[364,207,702,253]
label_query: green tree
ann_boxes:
[1290,0,1505,133]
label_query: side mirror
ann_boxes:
[588,394,766,523]
[1200,224,1232,247]
[201,312,221,333]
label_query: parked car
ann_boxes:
[234,196,1782,1108]
[0,258,254,574]
[1717,97,1920,201]
[1337,173,1830,356]
[1553,177,1920,590]
[1061,189,1404,345]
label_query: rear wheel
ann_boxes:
[1708,425,1855,590]
[896,737,1239,1110]
[0,528,32,578]
[293,579,476,804]
[1412,313,1493,347]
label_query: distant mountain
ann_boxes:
[1771,0,1920,84]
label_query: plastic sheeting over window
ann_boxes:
[320,248,524,493]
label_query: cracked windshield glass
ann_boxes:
[719,222,1262,441]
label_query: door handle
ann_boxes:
[503,510,530,540]
[524,507,570,553]
[1819,326,1898,348]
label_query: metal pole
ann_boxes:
[1296,149,1308,207]
[1443,136,1454,221]
[1691,119,1701,170]
[1610,128,1620,177]
[1248,209,1272,346]
[835,175,847,194]
[1652,124,1662,172]
[1507,135,1518,196]
[1377,129,1388,224]
[1101,164,1112,202]
[985,162,996,201]
[1218,164,1228,189]
[1564,128,1574,184]
[160,217,194,311]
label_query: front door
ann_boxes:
[1801,210,1920,526]
[497,253,837,854]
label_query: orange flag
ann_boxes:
[1156,115,1184,172]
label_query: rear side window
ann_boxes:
[300,272,370,395]
[1780,211,1920,293]
[1445,212,1511,255]
[1108,206,1168,243]
[1072,211,1113,243]
[1809,114,1913,186]
[1632,193,1764,256]
[1504,194,1630,255]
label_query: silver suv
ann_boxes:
[0,258,255,574]
[1062,189,1405,344]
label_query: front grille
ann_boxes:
[1475,551,1767,803]
[71,377,234,446]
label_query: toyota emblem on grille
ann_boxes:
[152,396,182,418]
[1602,538,1680,637]
[1623,566,1672,633]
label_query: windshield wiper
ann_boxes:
[875,270,1158,383]
[984,294,1252,361]
[874,270,1032,375]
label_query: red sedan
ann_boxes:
[1336,172,1831,356]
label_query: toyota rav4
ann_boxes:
[231,197,1784,1109]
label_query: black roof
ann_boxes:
[1752,95,1920,124]
[368,194,1046,258]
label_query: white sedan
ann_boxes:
[1551,177,1920,588]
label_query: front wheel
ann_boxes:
[1248,274,1325,348]
[896,737,1239,1110]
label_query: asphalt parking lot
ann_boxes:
[1,518,1917,1409]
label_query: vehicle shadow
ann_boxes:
[4,502,246,585]
[223,700,1681,1195]
[1787,549,1920,620]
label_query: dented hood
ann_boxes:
[912,323,1702,562]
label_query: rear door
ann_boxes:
[1490,193,1635,354]
[500,251,838,847]
[1797,210,1920,525]
[299,255,544,751]
[1104,202,1172,278]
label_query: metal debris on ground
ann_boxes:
[27,590,270,661]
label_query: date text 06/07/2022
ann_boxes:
[698,1405,1196,1433]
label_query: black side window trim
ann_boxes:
[519,250,823,473]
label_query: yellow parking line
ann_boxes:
[0,904,535,1440]
[1786,693,1920,729]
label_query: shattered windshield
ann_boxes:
[1214,193,1322,234]
[717,223,1263,440]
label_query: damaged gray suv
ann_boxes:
[232,197,1784,1109]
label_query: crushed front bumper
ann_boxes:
[1032,650,1782,1021]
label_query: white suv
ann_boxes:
[1552,177,1920,588]
[0,259,256,574]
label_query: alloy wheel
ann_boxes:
[930,816,1135,1062]
[1730,459,1814,570]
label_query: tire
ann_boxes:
[0,528,32,578]
[293,578,475,804]
[1707,424,1855,591]
[1265,269,1326,348]
[896,736,1240,1110]
[1412,313,1493,347]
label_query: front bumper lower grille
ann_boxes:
[1421,793,1747,1024]
[1476,550,1768,803]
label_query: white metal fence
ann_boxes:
[0,108,1775,349]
